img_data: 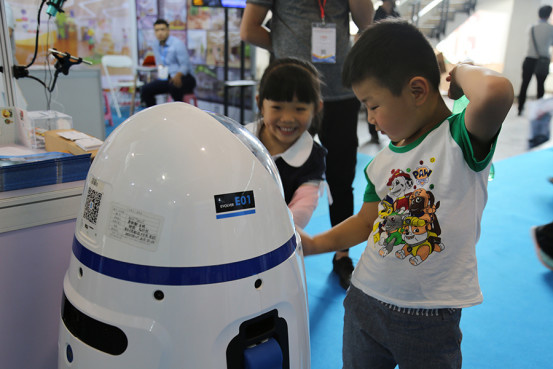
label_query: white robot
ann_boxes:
[58,103,310,368]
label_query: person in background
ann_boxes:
[532,220,553,270]
[240,0,374,290]
[531,176,553,270]
[140,19,196,107]
[517,5,553,116]
[299,20,514,368]
[374,0,400,22]
[364,0,401,144]
[245,57,326,229]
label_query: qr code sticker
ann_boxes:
[83,187,102,225]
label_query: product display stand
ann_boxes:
[223,8,255,123]
[0,181,84,369]
[0,0,16,108]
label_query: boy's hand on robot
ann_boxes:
[296,228,314,256]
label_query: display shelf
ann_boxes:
[0,180,84,233]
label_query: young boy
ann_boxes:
[299,21,514,368]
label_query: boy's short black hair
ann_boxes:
[154,19,169,27]
[539,6,552,20]
[343,20,441,96]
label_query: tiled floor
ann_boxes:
[357,99,539,162]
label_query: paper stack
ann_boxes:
[57,131,103,151]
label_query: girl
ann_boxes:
[246,57,327,229]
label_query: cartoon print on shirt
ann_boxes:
[373,200,393,244]
[378,211,407,256]
[408,188,441,235]
[373,169,412,246]
[383,169,414,212]
[395,216,444,266]
[375,159,444,266]
[411,163,432,187]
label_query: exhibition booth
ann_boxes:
[0,1,269,368]
[0,0,538,367]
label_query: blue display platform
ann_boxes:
[0,152,91,191]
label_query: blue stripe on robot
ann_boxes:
[72,235,297,285]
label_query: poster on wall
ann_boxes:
[136,0,158,62]
[9,0,134,66]
[188,29,208,65]
[188,5,221,30]
[185,2,252,112]
[161,0,188,30]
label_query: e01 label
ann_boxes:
[214,190,255,214]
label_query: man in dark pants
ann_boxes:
[318,100,361,225]
[518,5,553,116]
[140,19,196,107]
[241,0,374,290]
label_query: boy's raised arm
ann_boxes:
[447,64,514,159]
[299,201,379,256]
[240,3,273,52]
[349,0,374,33]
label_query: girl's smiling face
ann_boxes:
[260,96,318,152]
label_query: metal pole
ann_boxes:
[0,0,17,107]
[239,40,245,123]
[224,7,229,116]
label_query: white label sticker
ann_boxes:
[108,202,163,251]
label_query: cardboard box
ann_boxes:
[44,129,100,159]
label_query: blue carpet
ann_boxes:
[304,149,553,369]
[104,113,553,368]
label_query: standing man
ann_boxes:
[240,0,374,290]
[518,5,553,116]
[140,19,196,107]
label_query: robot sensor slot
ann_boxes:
[244,315,276,343]
[227,309,291,368]
[61,293,128,355]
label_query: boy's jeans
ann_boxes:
[343,285,462,369]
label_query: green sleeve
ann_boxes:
[449,109,498,172]
[363,160,381,203]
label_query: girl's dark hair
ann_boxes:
[257,57,323,127]
[343,20,441,96]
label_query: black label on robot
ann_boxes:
[214,190,255,213]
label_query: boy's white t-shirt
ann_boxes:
[352,110,496,309]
